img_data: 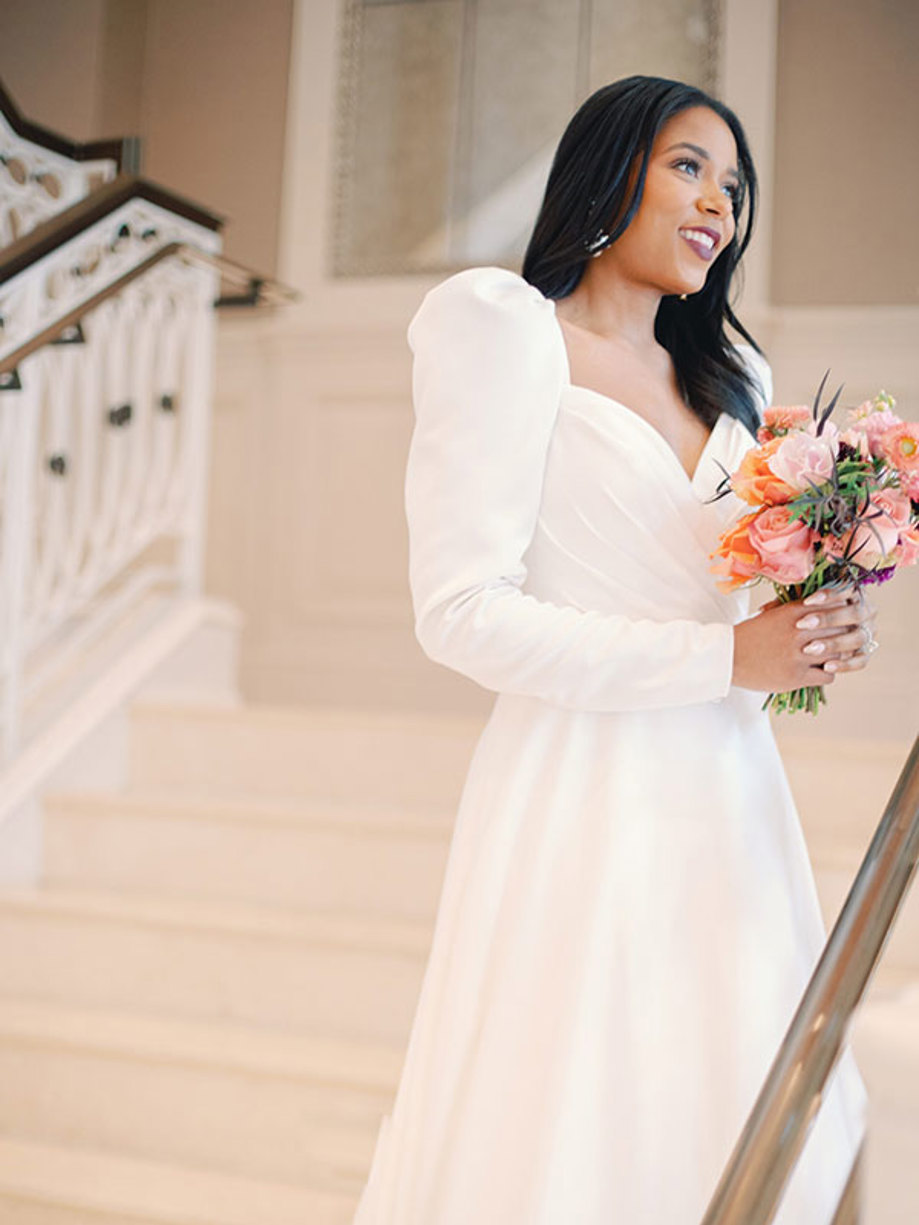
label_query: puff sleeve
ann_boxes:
[404,265,736,711]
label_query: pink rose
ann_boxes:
[846,404,903,458]
[747,505,818,584]
[894,525,919,566]
[824,488,909,567]
[839,427,872,459]
[767,428,837,492]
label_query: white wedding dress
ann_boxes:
[351,265,868,1225]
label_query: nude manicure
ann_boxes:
[803,592,828,605]
[802,641,826,655]
[796,614,820,629]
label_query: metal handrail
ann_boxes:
[702,733,919,1225]
[0,242,299,380]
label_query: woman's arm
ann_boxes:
[405,265,737,712]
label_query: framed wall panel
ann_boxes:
[331,0,721,276]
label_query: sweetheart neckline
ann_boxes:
[562,383,727,487]
[548,302,724,487]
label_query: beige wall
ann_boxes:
[139,0,293,276]
[771,0,919,306]
[0,0,108,140]
[0,0,292,275]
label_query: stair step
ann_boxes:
[129,701,485,806]
[812,857,919,977]
[852,982,919,1102]
[42,789,453,919]
[0,1135,356,1225]
[0,996,394,1190]
[776,735,910,848]
[851,984,919,1222]
[0,886,431,1043]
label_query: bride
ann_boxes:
[352,74,875,1225]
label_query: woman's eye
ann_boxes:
[674,157,739,201]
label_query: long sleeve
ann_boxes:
[404,265,736,712]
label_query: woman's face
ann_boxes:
[603,105,740,297]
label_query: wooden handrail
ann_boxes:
[0,174,223,287]
[0,78,139,173]
[701,734,919,1225]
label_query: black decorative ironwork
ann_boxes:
[50,322,85,345]
[107,403,132,427]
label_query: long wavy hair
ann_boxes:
[521,75,765,436]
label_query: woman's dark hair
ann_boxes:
[521,75,765,436]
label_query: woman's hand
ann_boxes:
[731,586,878,693]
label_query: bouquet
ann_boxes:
[709,373,919,715]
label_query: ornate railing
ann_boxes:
[0,173,295,761]
[0,182,221,757]
[0,80,137,248]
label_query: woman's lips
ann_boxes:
[680,232,716,262]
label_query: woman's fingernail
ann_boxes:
[803,592,828,605]
[824,661,839,672]
[796,614,820,629]
[802,640,826,655]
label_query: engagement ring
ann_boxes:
[860,625,879,656]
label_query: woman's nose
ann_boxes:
[700,189,731,220]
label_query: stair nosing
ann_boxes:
[43,788,454,839]
[0,1135,357,1225]
[0,885,433,956]
[0,994,404,1090]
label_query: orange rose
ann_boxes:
[730,436,799,507]
[709,509,762,592]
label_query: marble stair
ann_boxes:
[0,700,911,1223]
[0,701,480,1224]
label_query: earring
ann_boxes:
[585,230,610,258]
[679,293,688,300]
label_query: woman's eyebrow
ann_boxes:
[664,141,740,180]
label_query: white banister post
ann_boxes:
[177,268,220,598]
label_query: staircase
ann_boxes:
[0,700,482,1224]
[0,700,912,1223]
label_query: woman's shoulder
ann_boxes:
[407,265,556,352]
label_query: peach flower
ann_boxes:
[877,421,919,480]
[756,403,812,443]
[731,436,798,506]
[747,505,818,584]
[709,510,762,592]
